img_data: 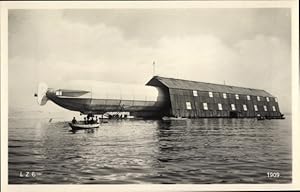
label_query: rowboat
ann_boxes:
[68,122,100,130]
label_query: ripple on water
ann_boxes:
[8,117,292,184]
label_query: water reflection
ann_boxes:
[153,118,292,183]
[9,116,292,184]
[70,128,96,134]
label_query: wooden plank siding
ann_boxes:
[168,88,282,118]
[146,76,283,118]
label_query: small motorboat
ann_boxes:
[280,114,286,119]
[257,116,265,120]
[68,121,100,130]
[101,120,109,123]
[256,114,265,121]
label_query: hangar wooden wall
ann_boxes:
[168,88,281,118]
[146,76,282,118]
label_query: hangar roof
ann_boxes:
[146,76,274,97]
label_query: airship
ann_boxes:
[34,80,168,119]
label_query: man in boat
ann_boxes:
[86,114,93,124]
[72,117,77,124]
[90,117,94,124]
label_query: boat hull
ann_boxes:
[68,122,100,130]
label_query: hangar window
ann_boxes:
[275,98,278,102]
[235,94,239,100]
[209,92,213,98]
[186,102,192,110]
[243,104,248,111]
[247,95,251,100]
[272,106,276,111]
[203,103,208,110]
[266,97,270,102]
[264,105,268,111]
[257,96,261,101]
[193,90,198,97]
[218,103,223,110]
[231,104,236,111]
[56,90,62,96]
[254,105,258,111]
[223,93,227,99]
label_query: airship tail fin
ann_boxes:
[35,82,48,105]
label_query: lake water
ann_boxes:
[8,111,292,184]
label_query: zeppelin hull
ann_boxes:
[46,91,166,116]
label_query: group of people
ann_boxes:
[83,116,99,124]
[72,116,101,124]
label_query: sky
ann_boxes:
[8,9,292,113]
